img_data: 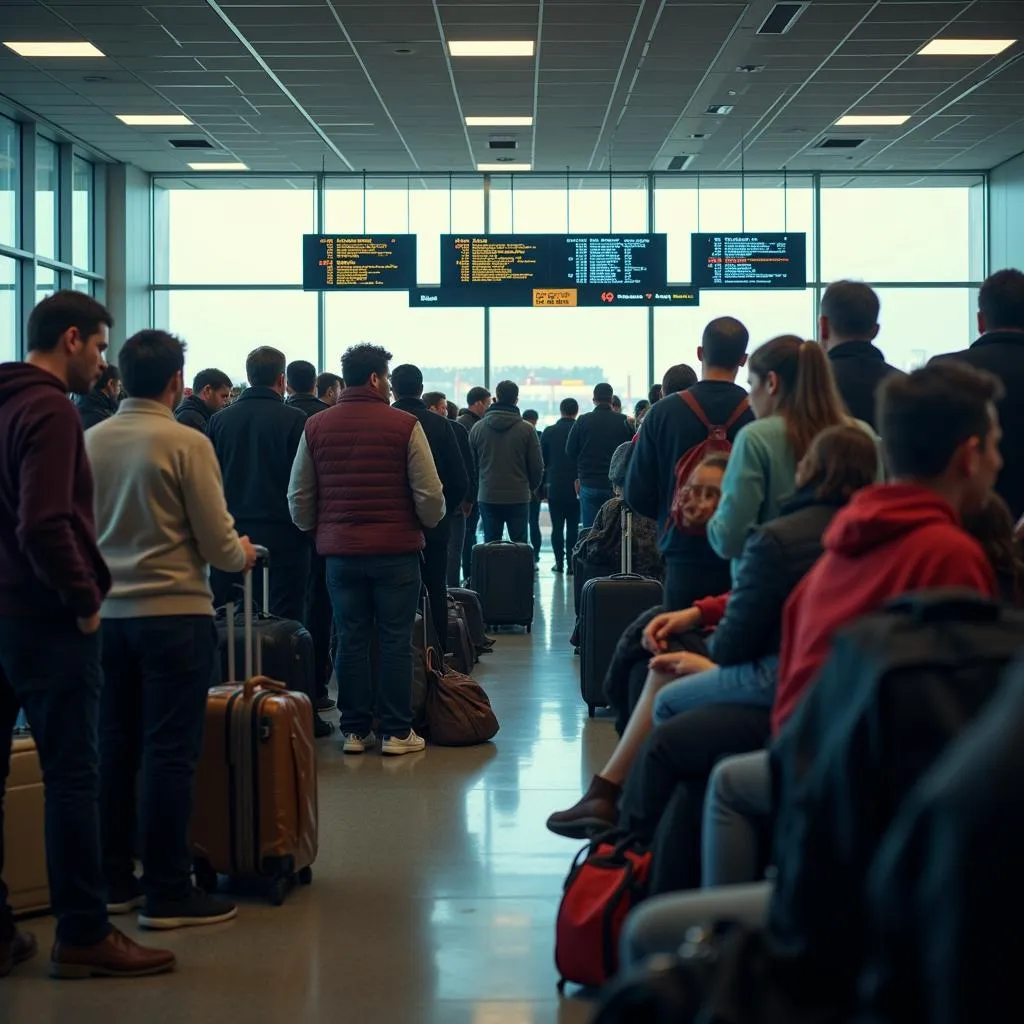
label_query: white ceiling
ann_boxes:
[0,0,1022,175]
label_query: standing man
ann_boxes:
[174,368,232,433]
[469,380,544,544]
[87,330,256,930]
[391,366,468,646]
[317,372,343,407]
[541,398,580,574]
[522,409,543,564]
[566,382,634,528]
[458,386,492,582]
[74,364,120,430]
[0,292,174,979]
[285,360,330,418]
[289,344,444,756]
[208,346,309,622]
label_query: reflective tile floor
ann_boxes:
[4,565,617,1023]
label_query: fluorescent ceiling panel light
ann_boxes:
[466,116,533,127]
[117,114,193,126]
[477,162,532,172]
[918,38,1016,56]
[449,41,535,57]
[3,41,104,58]
[188,162,248,171]
[835,114,910,126]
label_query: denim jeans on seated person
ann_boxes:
[579,485,613,530]
[327,553,422,738]
[652,655,779,725]
[478,501,530,544]
[703,750,773,888]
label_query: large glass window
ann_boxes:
[0,256,16,362]
[872,288,977,371]
[72,156,93,270]
[35,138,58,260]
[0,116,18,248]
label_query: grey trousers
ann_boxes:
[703,750,773,887]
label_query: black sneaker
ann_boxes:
[139,888,237,930]
[552,563,564,574]
[314,695,336,712]
[314,714,334,739]
[106,877,145,915]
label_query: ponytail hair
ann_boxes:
[748,335,849,460]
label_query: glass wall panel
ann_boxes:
[872,288,977,370]
[73,274,93,295]
[36,265,56,301]
[0,255,16,362]
[489,175,649,234]
[72,157,93,270]
[0,116,18,248]
[35,138,58,260]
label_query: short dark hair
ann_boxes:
[878,362,1004,479]
[594,382,614,402]
[611,395,622,408]
[798,424,878,503]
[662,363,698,395]
[560,397,579,416]
[96,364,120,390]
[423,390,446,408]
[701,316,750,370]
[979,268,1024,331]
[286,360,317,394]
[119,330,186,400]
[821,281,880,338]
[341,343,391,387]
[467,386,491,406]
[446,401,459,420]
[27,290,113,354]
[634,398,651,417]
[246,346,286,387]
[391,363,424,398]
[495,380,519,406]
[316,372,342,397]
[648,384,663,404]
[193,368,232,394]
[523,409,539,424]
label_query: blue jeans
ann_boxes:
[327,553,421,737]
[579,485,613,529]
[0,617,110,946]
[652,655,779,725]
[99,616,217,903]
[479,502,529,544]
[703,750,772,887]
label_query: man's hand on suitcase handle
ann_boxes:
[239,536,259,572]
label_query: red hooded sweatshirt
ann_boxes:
[772,483,996,734]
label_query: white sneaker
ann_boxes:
[341,731,377,754]
[381,729,426,756]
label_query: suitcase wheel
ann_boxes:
[269,876,289,906]
[297,866,313,886]
[194,858,218,894]
[526,623,532,634]
[587,705,595,719]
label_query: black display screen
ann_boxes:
[690,232,807,289]
[409,284,698,309]
[302,234,417,290]
[440,234,668,290]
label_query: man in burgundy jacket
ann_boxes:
[289,343,444,757]
[0,292,174,980]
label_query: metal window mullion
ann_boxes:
[647,171,655,390]
[92,160,107,303]
[18,124,36,351]
[57,142,73,289]
[316,171,326,371]
[483,173,491,387]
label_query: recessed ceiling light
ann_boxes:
[477,162,532,172]
[466,116,533,127]
[918,38,1016,56]
[450,41,535,57]
[3,41,105,58]
[835,114,910,126]
[117,114,193,126]
[188,162,248,171]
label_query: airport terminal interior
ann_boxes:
[4,0,1024,1021]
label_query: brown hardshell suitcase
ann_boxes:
[4,733,49,916]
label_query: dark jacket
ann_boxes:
[469,403,544,504]
[208,385,306,526]
[828,340,902,430]
[565,403,634,488]
[457,409,482,435]
[935,330,1024,520]
[541,417,579,503]
[571,495,663,581]
[286,392,331,420]
[625,379,754,561]
[0,364,111,619]
[174,394,213,433]
[393,396,469,536]
[74,388,117,431]
[450,417,476,511]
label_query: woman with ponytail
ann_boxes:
[707,335,878,561]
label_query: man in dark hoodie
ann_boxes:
[541,398,580,573]
[285,360,330,419]
[173,367,232,433]
[74,363,120,430]
[458,386,491,580]
[820,280,901,429]
[469,380,544,544]
[0,291,175,979]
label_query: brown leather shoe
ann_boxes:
[0,931,38,978]
[51,926,176,979]
[546,774,621,839]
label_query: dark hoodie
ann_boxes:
[286,392,331,420]
[773,484,996,733]
[468,402,544,504]
[0,364,111,620]
[174,393,214,433]
[74,386,118,430]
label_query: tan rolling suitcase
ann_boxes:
[4,734,49,916]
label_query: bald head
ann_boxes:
[699,317,749,372]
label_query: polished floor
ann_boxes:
[5,563,617,1023]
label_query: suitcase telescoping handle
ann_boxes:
[225,545,271,686]
[620,507,633,575]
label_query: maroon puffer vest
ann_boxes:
[304,385,425,557]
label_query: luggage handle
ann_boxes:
[620,507,633,575]
[226,546,271,683]
[887,591,1002,624]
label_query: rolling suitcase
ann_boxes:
[446,598,476,674]
[4,725,49,916]
[579,509,663,717]
[448,587,493,653]
[471,541,535,631]
[191,551,318,906]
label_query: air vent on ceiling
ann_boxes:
[706,104,734,115]
[667,155,696,171]
[169,138,214,150]
[493,156,518,163]
[817,137,865,149]
[735,64,765,73]
[757,3,808,35]
[488,138,517,150]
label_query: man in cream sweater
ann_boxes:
[86,330,256,933]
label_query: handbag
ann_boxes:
[424,647,500,747]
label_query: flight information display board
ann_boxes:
[302,234,417,290]
[441,234,668,290]
[409,284,698,309]
[691,232,807,289]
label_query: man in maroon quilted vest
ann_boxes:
[288,344,445,757]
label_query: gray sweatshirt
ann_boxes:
[469,404,544,505]
[86,398,248,618]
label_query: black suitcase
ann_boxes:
[449,587,492,652]
[579,509,663,717]
[446,600,476,674]
[471,541,535,631]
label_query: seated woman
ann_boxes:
[547,424,880,839]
